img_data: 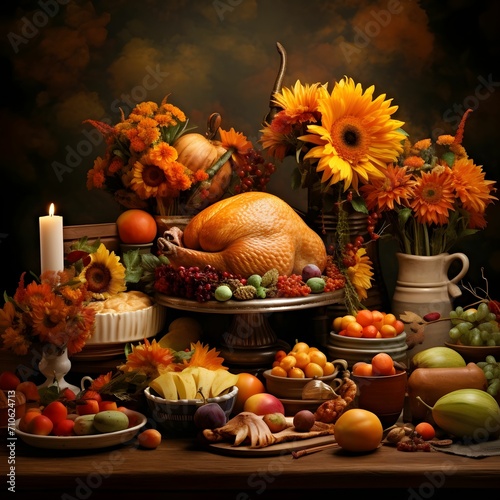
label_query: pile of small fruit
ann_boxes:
[332,309,405,338]
[448,302,500,346]
[270,341,335,378]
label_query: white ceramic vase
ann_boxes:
[391,252,470,360]
[38,344,80,395]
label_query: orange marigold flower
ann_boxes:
[412,139,432,151]
[183,341,228,370]
[147,142,178,164]
[436,134,455,146]
[403,155,425,168]
[89,372,113,392]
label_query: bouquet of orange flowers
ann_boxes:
[0,270,96,356]
[360,110,497,256]
[86,96,275,216]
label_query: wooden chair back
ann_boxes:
[63,223,120,254]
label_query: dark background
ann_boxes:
[1,0,499,304]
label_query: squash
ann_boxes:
[408,362,487,422]
[418,388,500,441]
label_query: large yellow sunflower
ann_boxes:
[346,247,374,300]
[300,77,405,192]
[79,243,126,300]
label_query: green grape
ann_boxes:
[449,327,461,340]
[486,355,497,364]
[477,361,488,369]
[479,322,493,333]
[486,312,497,322]
[484,370,495,380]
[477,302,490,321]
[487,380,499,396]
[470,332,483,346]
[455,306,464,316]
[449,310,458,319]
[463,309,477,323]
[457,321,473,335]
[487,338,497,346]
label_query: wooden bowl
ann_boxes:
[444,343,500,363]
[351,370,407,428]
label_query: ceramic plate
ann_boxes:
[14,410,146,450]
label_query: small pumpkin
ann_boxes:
[173,113,233,210]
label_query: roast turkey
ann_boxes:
[157,192,327,278]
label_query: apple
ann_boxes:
[243,393,285,416]
[0,371,21,391]
[116,209,157,244]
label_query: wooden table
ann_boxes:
[3,430,499,499]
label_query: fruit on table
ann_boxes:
[448,302,500,346]
[42,400,68,426]
[193,402,227,430]
[93,410,129,433]
[271,341,333,379]
[150,367,239,400]
[243,393,285,416]
[116,209,157,244]
[156,191,327,277]
[477,355,500,397]
[232,372,266,415]
[262,412,288,433]
[301,264,322,281]
[293,410,315,432]
[411,346,466,369]
[333,408,383,452]
[137,429,162,449]
[0,371,21,390]
[16,381,41,403]
[332,310,405,338]
[407,363,488,421]
[417,388,500,440]
[73,414,98,435]
[27,414,54,436]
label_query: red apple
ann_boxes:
[243,393,285,416]
[116,209,157,244]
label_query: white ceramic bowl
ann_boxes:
[144,385,238,434]
[327,331,408,367]
[87,304,167,345]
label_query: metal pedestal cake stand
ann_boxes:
[154,290,344,372]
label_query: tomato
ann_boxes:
[116,209,157,244]
[232,373,266,415]
[333,409,383,452]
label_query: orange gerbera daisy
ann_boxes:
[450,157,497,213]
[89,372,114,392]
[361,164,415,212]
[119,338,174,380]
[182,341,228,370]
[411,169,455,225]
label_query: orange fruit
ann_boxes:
[352,362,373,376]
[292,351,311,369]
[341,315,357,331]
[137,429,162,449]
[288,367,305,378]
[345,321,363,338]
[394,319,405,335]
[371,353,394,376]
[355,309,374,327]
[322,361,335,376]
[415,422,436,441]
[362,325,378,338]
[116,209,157,244]
[332,317,344,333]
[380,324,397,338]
[304,362,324,378]
[383,313,397,326]
[233,373,266,414]
[308,349,327,367]
[270,366,287,377]
[291,341,310,353]
[334,409,383,452]
[279,355,297,371]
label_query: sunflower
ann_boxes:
[299,77,405,192]
[79,243,126,300]
[346,247,374,300]
[361,164,415,212]
[260,80,328,160]
[411,168,455,226]
[118,338,174,380]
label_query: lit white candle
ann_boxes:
[39,203,64,274]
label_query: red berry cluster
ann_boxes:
[341,235,364,268]
[367,212,380,241]
[396,436,432,452]
[233,149,276,194]
[276,274,311,298]
[324,256,346,291]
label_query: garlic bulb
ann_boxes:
[302,380,338,400]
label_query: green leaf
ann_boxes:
[350,195,368,214]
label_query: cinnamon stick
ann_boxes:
[291,441,338,459]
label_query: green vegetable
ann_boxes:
[411,346,466,369]
[306,277,325,293]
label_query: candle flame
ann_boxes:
[49,203,55,216]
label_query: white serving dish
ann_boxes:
[14,410,146,450]
[87,304,167,345]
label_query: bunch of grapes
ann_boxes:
[477,355,500,397]
[233,148,276,194]
[154,265,242,302]
[448,301,500,346]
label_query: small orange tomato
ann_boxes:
[415,422,436,441]
[362,325,379,338]
[345,321,363,338]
